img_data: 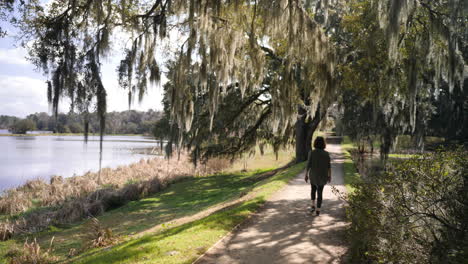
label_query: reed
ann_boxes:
[6,237,57,264]
[0,154,229,240]
[83,217,117,249]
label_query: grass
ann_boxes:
[71,162,305,264]
[0,154,203,216]
[341,136,361,193]
[0,158,302,263]
[228,145,294,172]
[227,131,326,173]
[0,171,254,260]
[388,153,421,158]
[341,136,419,193]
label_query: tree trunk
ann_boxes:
[295,104,324,163]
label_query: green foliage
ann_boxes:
[336,0,411,157]
[339,89,379,153]
[3,0,464,167]
[428,80,468,142]
[0,115,19,130]
[152,117,171,140]
[336,0,467,157]
[68,122,84,133]
[3,110,162,135]
[341,137,361,193]
[347,147,468,263]
[160,57,301,164]
[9,119,36,134]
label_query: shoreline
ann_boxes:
[0,152,165,194]
[0,133,148,137]
[0,153,229,238]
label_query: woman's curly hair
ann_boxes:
[313,136,326,150]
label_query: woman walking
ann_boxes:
[305,136,331,216]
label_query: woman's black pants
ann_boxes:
[311,185,325,208]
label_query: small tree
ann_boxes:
[68,122,84,133]
[153,117,171,152]
[9,119,36,134]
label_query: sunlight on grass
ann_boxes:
[0,170,268,262]
[0,139,305,264]
[227,145,295,172]
[227,131,326,173]
[341,136,361,193]
[0,157,303,263]
[72,163,306,264]
[388,153,421,158]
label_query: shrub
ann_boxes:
[9,119,36,134]
[7,237,57,264]
[347,147,468,264]
[119,182,144,202]
[83,218,117,249]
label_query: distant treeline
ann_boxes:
[0,110,162,134]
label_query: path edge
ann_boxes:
[191,169,305,264]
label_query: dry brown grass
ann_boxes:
[0,153,229,240]
[7,237,57,264]
[83,217,117,249]
[0,220,14,241]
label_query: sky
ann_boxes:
[0,23,165,118]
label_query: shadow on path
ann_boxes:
[197,142,348,264]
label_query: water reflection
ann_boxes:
[1,135,160,192]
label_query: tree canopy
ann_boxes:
[0,110,162,134]
[9,119,36,134]
[4,0,466,161]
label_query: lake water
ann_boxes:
[1,135,161,192]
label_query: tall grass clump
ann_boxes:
[7,237,57,264]
[0,220,15,241]
[0,153,229,239]
[83,217,117,249]
[347,148,468,264]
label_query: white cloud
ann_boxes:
[0,75,49,117]
[100,58,165,113]
[102,75,165,113]
[0,32,166,117]
[0,47,30,65]
[0,73,164,117]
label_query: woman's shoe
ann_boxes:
[309,206,315,213]
[316,209,320,216]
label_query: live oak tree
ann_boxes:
[9,0,337,164]
[333,0,466,158]
[4,0,466,166]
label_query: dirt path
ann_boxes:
[195,139,348,264]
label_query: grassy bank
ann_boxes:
[0,154,211,216]
[1,144,300,263]
[0,154,229,247]
[341,136,361,193]
[0,162,304,263]
[72,163,305,264]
